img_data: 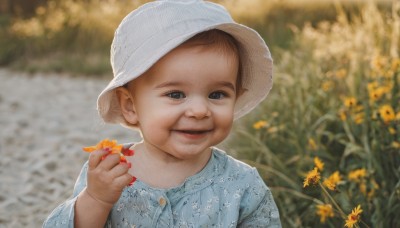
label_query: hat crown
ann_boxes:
[111,0,233,83]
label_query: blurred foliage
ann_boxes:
[0,0,151,75]
[226,1,400,227]
[0,0,392,75]
[0,0,47,17]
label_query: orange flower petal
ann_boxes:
[82,146,97,152]
[83,139,136,187]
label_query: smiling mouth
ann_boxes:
[175,130,211,134]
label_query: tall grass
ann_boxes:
[226,1,400,227]
[0,0,151,75]
[0,0,391,75]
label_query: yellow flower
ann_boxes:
[303,167,321,188]
[389,127,396,135]
[323,179,336,191]
[384,69,394,78]
[353,112,365,125]
[391,57,400,71]
[345,205,363,228]
[342,104,364,124]
[338,109,347,121]
[308,138,318,151]
[367,179,380,199]
[368,87,386,102]
[396,112,400,120]
[371,54,387,71]
[379,105,396,123]
[353,105,364,113]
[392,141,400,149]
[335,69,347,79]
[316,204,334,223]
[344,97,357,108]
[322,80,334,91]
[368,83,392,102]
[367,81,378,91]
[348,168,367,182]
[253,120,268,130]
[314,157,324,171]
[323,171,342,191]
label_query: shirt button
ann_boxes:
[159,197,166,206]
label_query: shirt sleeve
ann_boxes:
[42,162,89,228]
[238,168,281,228]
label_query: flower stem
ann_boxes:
[318,182,346,219]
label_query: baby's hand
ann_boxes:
[86,149,133,207]
[83,139,136,207]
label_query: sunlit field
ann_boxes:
[226,1,400,227]
[2,0,392,74]
[1,0,398,227]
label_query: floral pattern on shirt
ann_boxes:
[43,146,281,228]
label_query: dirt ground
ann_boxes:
[0,69,140,227]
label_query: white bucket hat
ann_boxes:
[98,0,273,125]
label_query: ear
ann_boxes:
[116,87,138,125]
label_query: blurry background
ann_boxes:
[0,0,399,227]
[1,0,391,75]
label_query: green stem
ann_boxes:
[318,182,347,219]
[343,120,356,144]
[319,183,371,228]
[271,187,325,204]
[359,220,371,228]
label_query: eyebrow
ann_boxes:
[217,81,236,91]
[154,81,183,89]
[155,81,235,91]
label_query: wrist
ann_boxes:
[74,188,113,228]
[81,188,114,211]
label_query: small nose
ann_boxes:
[185,97,211,119]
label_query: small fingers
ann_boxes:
[110,162,131,178]
[114,173,135,188]
[88,149,110,170]
[98,153,121,170]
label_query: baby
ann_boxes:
[44,0,281,227]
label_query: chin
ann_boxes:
[170,145,212,158]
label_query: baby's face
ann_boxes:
[127,44,239,160]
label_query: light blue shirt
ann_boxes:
[43,147,281,227]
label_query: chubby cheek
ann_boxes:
[139,121,168,146]
[137,108,176,142]
[213,111,234,142]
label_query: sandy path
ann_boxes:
[0,69,141,227]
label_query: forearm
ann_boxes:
[74,188,113,228]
